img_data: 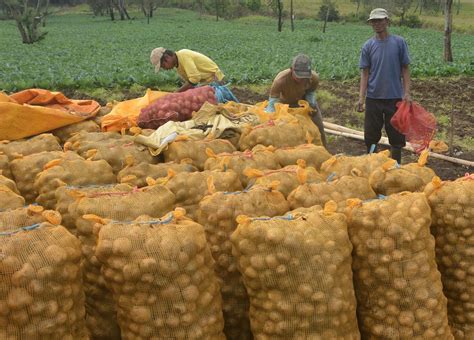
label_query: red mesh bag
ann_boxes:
[138,85,217,129]
[391,100,437,153]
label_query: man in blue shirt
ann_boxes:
[357,8,412,164]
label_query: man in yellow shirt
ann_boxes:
[265,54,327,147]
[150,47,225,93]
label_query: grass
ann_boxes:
[0,8,472,93]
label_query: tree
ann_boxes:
[444,0,453,62]
[141,0,160,23]
[318,0,340,22]
[0,0,49,43]
[268,0,283,32]
[393,0,413,26]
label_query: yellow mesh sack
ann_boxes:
[0,220,88,339]
[346,192,452,339]
[197,184,289,339]
[288,170,376,211]
[0,174,20,194]
[117,160,198,188]
[51,120,100,144]
[402,150,437,185]
[244,162,323,198]
[369,160,426,196]
[65,131,158,174]
[230,203,360,339]
[0,153,12,179]
[424,175,474,339]
[10,151,82,204]
[204,146,281,187]
[0,184,25,211]
[69,184,175,339]
[95,211,226,339]
[274,143,332,171]
[163,138,236,171]
[34,158,116,209]
[320,150,391,178]
[0,134,61,160]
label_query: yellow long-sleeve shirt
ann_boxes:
[176,49,224,85]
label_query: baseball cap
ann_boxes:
[292,54,312,79]
[150,47,166,73]
[368,8,389,21]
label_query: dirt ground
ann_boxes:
[232,77,474,180]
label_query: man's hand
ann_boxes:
[357,98,365,112]
[403,93,412,104]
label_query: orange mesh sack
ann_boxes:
[197,184,290,339]
[118,160,198,188]
[369,160,426,196]
[95,210,226,339]
[0,219,88,339]
[159,169,242,220]
[230,203,360,339]
[320,150,391,178]
[238,115,321,151]
[52,120,100,144]
[0,134,61,160]
[204,146,281,187]
[288,170,376,211]
[0,154,12,179]
[346,193,452,339]
[34,158,116,209]
[274,143,332,171]
[402,150,437,185]
[244,161,324,198]
[10,151,82,204]
[65,131,158,174]
[163,138,236,171]
[424,175,474,339]
[69,184,175,339]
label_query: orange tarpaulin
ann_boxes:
[101,89,168,132]
[0,89,100,141]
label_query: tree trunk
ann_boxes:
[356,0,360,16]
[16,21,31,44]
[215,0,219,21]
[322,6,329,33]
[290,0,294,32]
[444,0,453,62]
[456,0,461,15]
[109,6,115,21]
[277,0,283,32]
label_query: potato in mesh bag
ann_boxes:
[0,183,25,211]
[346,192,453,339]
[273,143,332,171]
[0,133,61,160]
[320,150,391,178]
[197,183,289,339]
[51,119,100,144]
[0,217,88,339]
[0,153,13,179]
[95,209,226,339]
[402,150,437,185]
[425,175,474,339]
[230,203,360,339]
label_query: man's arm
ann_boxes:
[357,68,369,112]
[177,82,195,93]
[265,79,282,113]
[401,64,411,103]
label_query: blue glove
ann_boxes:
[304,91,317,109]
[265,97,279,113]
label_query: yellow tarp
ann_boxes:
[0,89,100,141]
[101,89,168,132]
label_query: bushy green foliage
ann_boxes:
[318,0,340,22]
[0,9,472,92]
[402,14,422,28]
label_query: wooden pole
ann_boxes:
[449,98,455,156]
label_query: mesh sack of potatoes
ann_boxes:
[273,143,332,171]
[402,150,437,185]
[51,120,100,144]
[117,160,198,188]
[0,134,61,160]
[369,159,426,196]
[0,154,13,179]
[320,150,391,178]
[244,160,324,198]
[69,183,175,339]
[204,146,281,187]
[10,151,83,204]
[346,192,453,339]
[94,209,226,339]
[65,131,157,174]
[54,183,131,235]
[34,158,116,209]
[0,183,25,211]
[0,213,88,339]
[288,170,377,211]
[197,183,290,339]
[424,175,474,339]
[238,116,321,151]
[230,202,360,339]
[163,137,236,171]
[0,174,20,195]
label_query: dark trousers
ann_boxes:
[365,97,406,163]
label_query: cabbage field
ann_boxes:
[0,8,473,92]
